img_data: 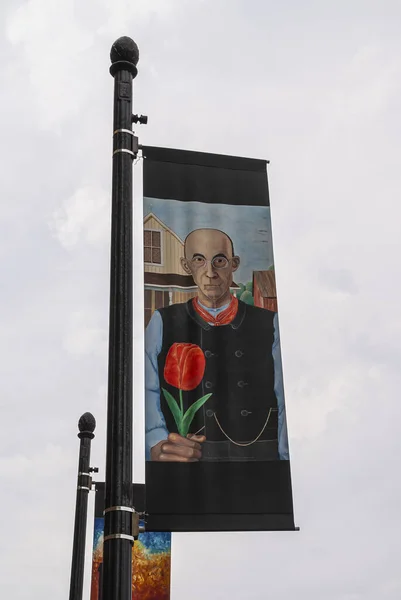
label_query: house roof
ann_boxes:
[143,212,184,245]
[145,272,240,290]
[253,270,277,298]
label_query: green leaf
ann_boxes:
[181,393,213,437]
[162,388,183,434]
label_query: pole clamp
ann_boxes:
[77,472,93,491]
[112,129,139,158]
[104,533,135,543]
[103,506,144,537]
[113,128,134,136]
[103,505,134,515]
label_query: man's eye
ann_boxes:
[213,257,227,267]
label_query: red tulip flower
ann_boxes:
[164,343,206,391]
[162,343,212,437]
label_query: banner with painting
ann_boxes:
[90,483,171,600]
[143,146,295,531]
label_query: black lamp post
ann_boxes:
[101,36,139,600]
[69,412,97,600]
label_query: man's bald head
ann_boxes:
[184,228,235,259]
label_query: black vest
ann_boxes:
[158,300,278,454]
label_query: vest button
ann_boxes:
[235,350,243,358]
[204,350,213,358]
[237,380,248,388]
[205,381,213,389]
[241,409,251,417]
[206,409,214,417]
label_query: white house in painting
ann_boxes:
[143,213,197,325]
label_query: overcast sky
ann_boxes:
[1,1,401,599]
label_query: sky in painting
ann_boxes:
[1,1,401,599]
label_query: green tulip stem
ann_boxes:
[179,389,183,416]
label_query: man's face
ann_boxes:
[181,229,240,306]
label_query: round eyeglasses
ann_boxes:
[190,256,231,269]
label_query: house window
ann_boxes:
[144,229,162,264]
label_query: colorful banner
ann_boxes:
[143,147,294,531]
[90,483,171,600]
[142,146,295,532]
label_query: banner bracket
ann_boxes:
[112,128,139,158]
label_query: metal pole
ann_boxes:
[102,36,139,600]
[69,412,97,600]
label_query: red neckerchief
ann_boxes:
[192,295,239,326]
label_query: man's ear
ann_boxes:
[180,256,192,274]
[231,256,240,272]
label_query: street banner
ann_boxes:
[143,146,295,531]
[90,483,171,600]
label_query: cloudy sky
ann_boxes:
[1,1,401,598]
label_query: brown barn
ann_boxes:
[253,270,278,313]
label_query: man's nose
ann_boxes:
[205,261,217,278]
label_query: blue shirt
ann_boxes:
[145,303,289,460]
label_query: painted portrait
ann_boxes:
[144,199,289,463]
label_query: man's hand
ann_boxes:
[150,432,206,462]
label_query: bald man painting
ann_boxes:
[145,228,289,463]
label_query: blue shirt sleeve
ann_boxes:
[272,313,290,460]
[145,310,169,459]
